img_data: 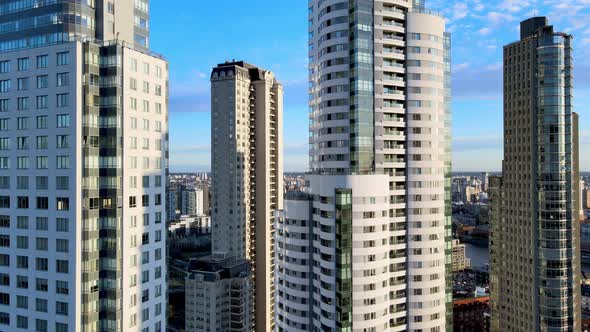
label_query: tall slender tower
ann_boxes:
[275,1,452,331]
[210,61,283,332]
[0,1,168,331]
[490,17,581,332]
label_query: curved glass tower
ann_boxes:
[490,17,581,332]
[276,1,452,331]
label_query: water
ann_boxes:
[465,243,489,269]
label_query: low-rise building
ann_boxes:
[453,296,491,332]
[169,215,211,236]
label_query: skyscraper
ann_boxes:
[490,17,581,331]
[0,1,168,331]
[210,61,283,332]
[275,1,452,331]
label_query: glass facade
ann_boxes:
[348,0,374,174]
[335,189,352,332]
[536,33,576,330]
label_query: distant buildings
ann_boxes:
[452,240,470,272]
[185,255,252,332]
[490,17,581,331]
[453,296,490,332]
[210,61,283,332]
[169,215,211,236]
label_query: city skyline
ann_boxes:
[151,0,590,172]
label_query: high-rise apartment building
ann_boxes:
[490,17,581,332]
[275,1,452,331]
[210,61,283,332]
[0,1,168,331]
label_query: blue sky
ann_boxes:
[150,0,590,172]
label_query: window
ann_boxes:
[129,196,137,208]
[56,115,70,128]
[37,136,48,149]
[56,72,69,86]
[0,235,8,247]
[155,102,162,114]
[36,298,48,312]
[16,295,27,308]
[37,95,48,109]
[0,61,9,73]
[155,194,161,205]
[130,97,137,110]
[56,197,69,211]
[17,77,29,90]
[36,278,48,291]
[0,312,8,325]
[56,260,68,273]
[56,218,69,232]
[36,176,48,189]
[56,135,69,148]
[17,136,29,149]
[155,66,162,78]
[16,176,28,189]
[0,99,7,111]
[155,176,162,187]
[130,58,137,71]
[130,117,137,129]
[142,251,149,264]
[36,156,48,169]
[0,138,8,150]
[56,239,68,252]
[16,235,28,249]
[36,217,48,230]
[17,156,28,169]
[17,316,27,329]
[37,55,48,68]
[17,57,29,71]
[142,195,149,206]
[143,213,149,225]
[17,196,28,208]
[143,119,149,130]
[56,280,68,294]
[0,119,7,131]
[17,256,28,268]
[129,176,137,188]
[56,155,69,169]
[16,276,27,288]
[56,176,69,190]
[37,75,48,88]
[142,270,149,283]
[0,255,8,267]
[57,52,69,66]
[37,115,48,129]
[155,266,162,279]
[143,100,149,112]
[56,93,68,107]
[36,197,48,210]
[142,81,149,93]
[155,212,162,224]
[142,232,149,245]
[56,322,68,332]
[143,63,150,74]
[0,177,6,190]
[0,215,8,228]
[0,196,8,208]
[56,301,68,316]
[130,78,137,90]
[16,216,27,229]
[17,96,28,110]
[17,117,28,130]
[36,238,48,251]
[0,80,10,92]
[155,248,162,260]
[36,319,48,332]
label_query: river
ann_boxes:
[465,243,489,269]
